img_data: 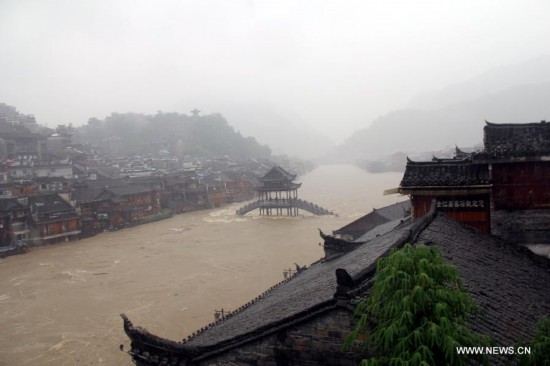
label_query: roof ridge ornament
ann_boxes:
[335,268,355,299]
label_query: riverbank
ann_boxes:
[0,166,406,365]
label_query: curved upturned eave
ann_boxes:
[485,120,550,128]
[255,182,302,191]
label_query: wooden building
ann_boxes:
[94,185,161,228]
[71,186,110,237]
[237,166,333,216]
[399,157,491,233]
[28,193,80,244]
[161,175,208,213]
[333,200,410,240]
[479,121,550,243]
[204,178,227,208]
[223,171,255,203]
[72,180,162,232]
[256,165,302,216]
[0,197,30,240]
[399,120,550,240]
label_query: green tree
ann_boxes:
[520,316,550,366]
[345,244,492,366]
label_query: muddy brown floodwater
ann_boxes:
[0,165,406,365]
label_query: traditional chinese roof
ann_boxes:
[122,220,418,362]
[94,184,155,203]
[376,200,411,220]
[354,218,406,243]
[319,229,365,258]
[258,166,296,182]
[455,146,474,159]
[400,158,490,188]
[333,201,410,239]
[182,223,412,349]
[34,176,69,183]
[256,165,302,191]
[481,120,550,160]
[71,187,108,203]
[418,214,550,356]
[122,210,550,365]
[28,193,79,223]
[333,210,390,238]
[0,197,26,212]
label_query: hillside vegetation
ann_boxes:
[80,111,272,159]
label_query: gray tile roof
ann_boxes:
[400,159,490,187]
[0,197,26,212]
[417,214,550,348]
[182,223,413,348]
[28,193,79,223]
[259,166,296,182]
[482,120,550,159]
[375,200,410,220]
[354,218,406,243]
[71,188,107,203]
[333,202,409,239]
[103,185,156,197]
[333,210,390,237]
[122,211,550,365]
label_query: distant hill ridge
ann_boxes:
[338,55,550,162]
[78,111,273,159]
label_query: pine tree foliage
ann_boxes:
[520,316,550,366]
[345,244,492,366]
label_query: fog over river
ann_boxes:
[0,165,406,365]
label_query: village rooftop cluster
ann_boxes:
[0,112,308,257]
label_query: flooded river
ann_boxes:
[0,165,405,365]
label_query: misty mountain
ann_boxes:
[79,112,272,159]
[409,55,550,110]
[338,82,550,161]
[204,102,337,160]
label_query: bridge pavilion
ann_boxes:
[236,166,333,216]
[256,166,301,216]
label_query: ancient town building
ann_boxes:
[237,165,333,216]
[399,157,491,232]
[0,197,30,240]
[121,209,550,365]
[92,185,161,228]
[478,121,550,243]
[399,120,550,240]
[333,200,410,240]
[28,193,80,244]
[256,165,302,216]
[121,120,550,365]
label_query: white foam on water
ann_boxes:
[9,275,28,286]
[203,216,249,223]
[60,269,89,283]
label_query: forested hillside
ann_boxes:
[79,111,272,159]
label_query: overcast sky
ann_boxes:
[1,0,550,142]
